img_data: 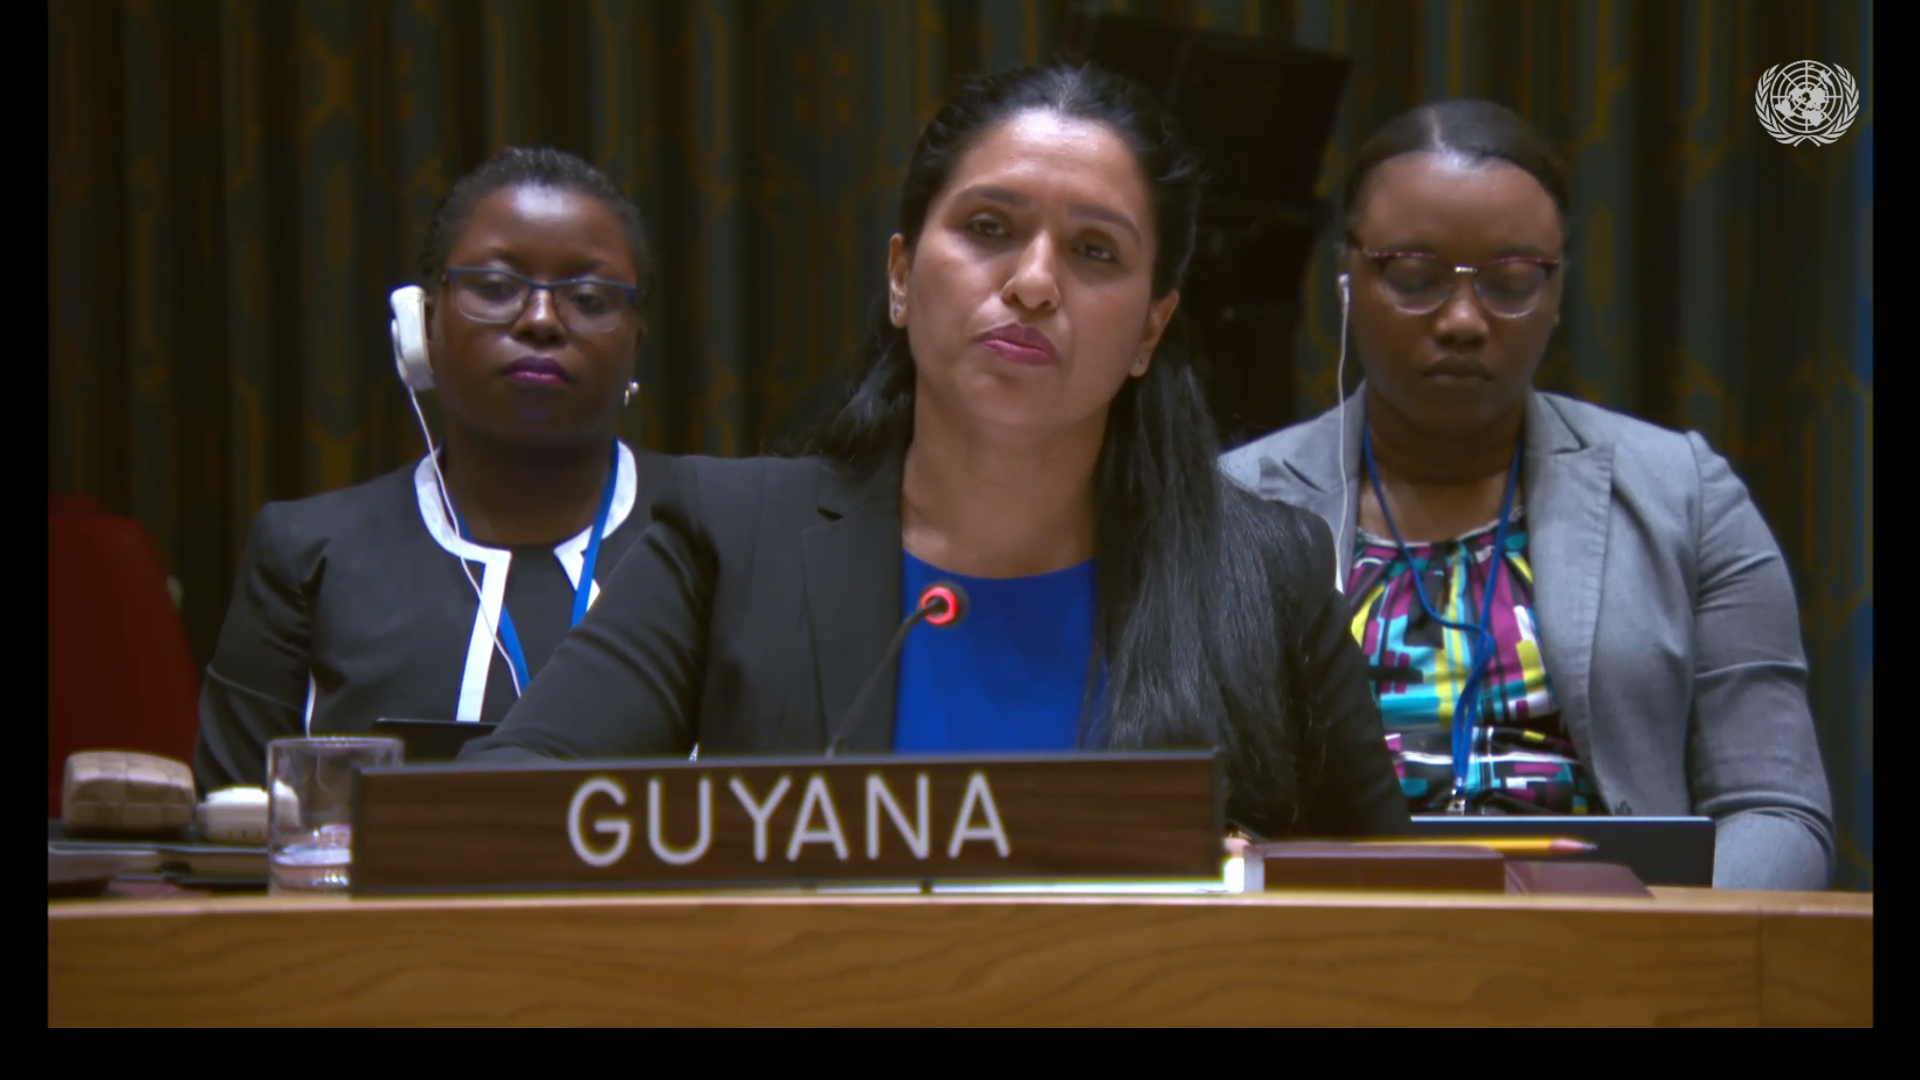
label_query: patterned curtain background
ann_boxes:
[47,0,1871,888]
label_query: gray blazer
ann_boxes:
[1220,388,1835,890]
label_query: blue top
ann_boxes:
[892,551,1101,753]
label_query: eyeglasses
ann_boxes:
[443,267,642,334]
[1351,242,1562,319]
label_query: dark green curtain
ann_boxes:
[47,0,1871,888]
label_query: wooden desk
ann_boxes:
[47,887,1871,1026]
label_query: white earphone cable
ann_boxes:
[408,389,525,698]
[1334,273,1353,590]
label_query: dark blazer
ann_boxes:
[194,441,674,791]
[1221,388,1835,889]
[460,452,1410,839]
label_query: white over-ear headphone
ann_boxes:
[386,282,523,696]
[391,285,434,391]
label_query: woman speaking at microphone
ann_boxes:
[194,148,672,791]
[462,65,1408,840]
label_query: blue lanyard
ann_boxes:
[1361,427,1521,810]
[451,442,620,695]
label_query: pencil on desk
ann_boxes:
[1357,838,1598,856]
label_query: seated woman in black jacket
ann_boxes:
[195,147,672,791]
[461,65,1408,841]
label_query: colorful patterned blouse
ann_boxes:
[1345,504,1604,816]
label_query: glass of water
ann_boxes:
[266,736,403,895]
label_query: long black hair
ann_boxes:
[801,64,1326,837]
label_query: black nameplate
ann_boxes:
[349,752,1223,895]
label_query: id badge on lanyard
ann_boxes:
[1363,427,1522,814]
[453,443,620,695]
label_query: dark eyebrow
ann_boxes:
[955,184,1143,245]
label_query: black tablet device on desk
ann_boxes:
[49,822,269,891]
[371,719,497,763]
[1408,815,1716,887]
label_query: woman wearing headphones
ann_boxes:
[194,147,672,791]
[1220,101,1833,889]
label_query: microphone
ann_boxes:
[824,580,970,757]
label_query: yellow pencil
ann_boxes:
[1357,837,1597,856]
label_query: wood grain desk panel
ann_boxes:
[1760,908,1874,1027]
[47,891,1872,1027]
[1645,887,1874,1026]
[1647,886,1874,914]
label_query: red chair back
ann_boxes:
[48,497,202,816]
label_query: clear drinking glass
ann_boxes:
[266,736,404,894]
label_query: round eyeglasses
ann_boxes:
[1356,247,1562,319]
[444,267,642,335]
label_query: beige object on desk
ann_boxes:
[62,751,195,835]
[197,786,273,844]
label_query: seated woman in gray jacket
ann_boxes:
[1220,100,1833,890]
